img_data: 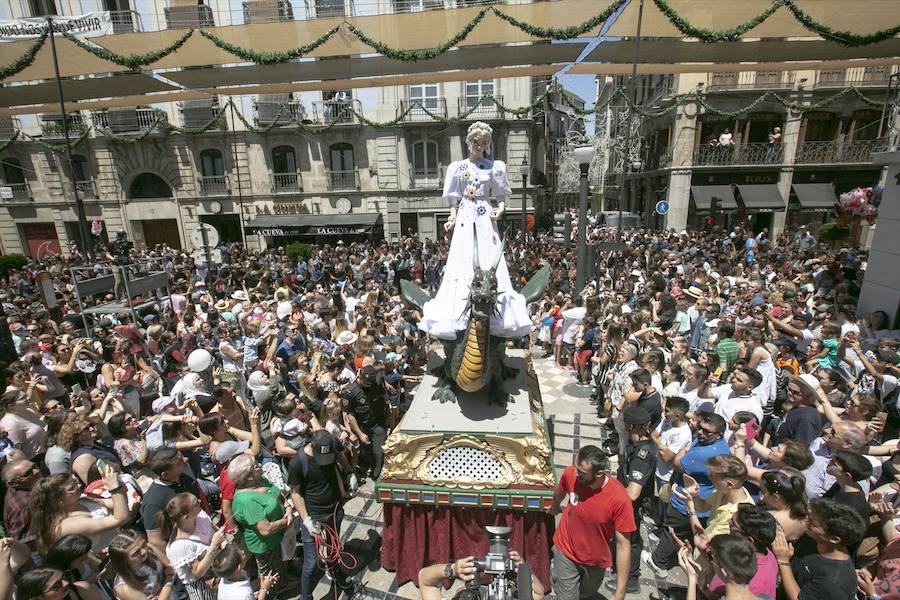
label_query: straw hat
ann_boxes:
[795,373,828,405]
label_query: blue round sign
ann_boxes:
[655,200,670,215]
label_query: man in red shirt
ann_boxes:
[549,445,636,600]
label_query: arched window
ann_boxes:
[70,155,90,182]
[200,148,224,177]
[272,145,296,174]
[2,157,25,184]
[411,140,438,178]
[128,172,172,199]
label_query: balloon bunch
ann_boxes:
[836,186,881,225]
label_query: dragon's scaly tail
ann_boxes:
[456,319,487,392]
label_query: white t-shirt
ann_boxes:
[218,574,255,600]
[712,384,763,436]
[561,307,586,345]
[654,421,692,482]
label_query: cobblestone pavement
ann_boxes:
[308,349,686,600]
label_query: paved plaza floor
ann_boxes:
[309,349,687,600]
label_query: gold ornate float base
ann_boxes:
[376,349,555,511]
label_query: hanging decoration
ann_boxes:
[0,29,47,80]
[488,1,627,40]
[199,26,340,64]
[63,29,194,69]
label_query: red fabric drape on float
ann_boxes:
[381,504,555,591]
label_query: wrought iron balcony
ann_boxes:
[326,170,359,191]
[399,98,446,122]
[75,180,97,199]
[254,100,306,126]
[410,167,442,190]
[109,10,141,33]
[0,117,20,139]
[312,99,362,125]
[271,172,301,193]
[459,96,505,120]
[814,67,891,88]
[242,0,293,23]
[92,108,168,134]
[693,142,785,166]
[198,175,229,196]
[164,3,214,28]
[706,71,796,91]
[40,114,87,139]
[1,182,32,202]
[794,137,889,164]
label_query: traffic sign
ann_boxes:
[655,200,670,215]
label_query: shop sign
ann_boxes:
[0,12,114,41]
[255,202,308,216]
[310,226,368,235]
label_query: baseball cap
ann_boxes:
[310,430,337,466]
[152,396,176,413]
[215,440,251,464]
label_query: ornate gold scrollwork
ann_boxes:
[415,434,517,489]
[381,432,444,480]
[485,434,555,487]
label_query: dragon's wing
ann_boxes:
[399,278,432,311]
[520,265,551,304]
[485,434,526,464]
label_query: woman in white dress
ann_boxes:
[418,122,532,340]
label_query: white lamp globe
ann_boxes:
[188,349,212,373]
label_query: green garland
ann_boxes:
[0,30,47,81]
[106,118,164,144]
[488,1,626,40]
[169,104,229,135]
[63,29,194,69]
[27,126,92,152]
[346,7,489,62]
[199,26,340,65]
[652,0,900,47]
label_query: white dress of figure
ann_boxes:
[418,158,533,340]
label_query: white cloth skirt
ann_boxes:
[419,198,532,340]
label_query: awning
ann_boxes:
[737,184,785,212]
[793,183,838,211]
[245,213,383,237]
[691,185,737,212]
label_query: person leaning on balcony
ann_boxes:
[768,127,782,145]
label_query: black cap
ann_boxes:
[622,406,651,426]
[310,430,337,466]
[358,365,379,385]
[775,336,797,351]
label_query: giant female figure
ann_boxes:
[418,122,533,341]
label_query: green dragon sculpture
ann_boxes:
[400,249,550,406]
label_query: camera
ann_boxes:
[463,526,532,600]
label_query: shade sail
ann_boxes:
[792,183,838,210]
[568,57,900,75]
[737,184,785,211]
[691,185,737,211]
[0,74,178,107]
[584,38,900,65]
[605,0,900,40]
[245,213,383,236]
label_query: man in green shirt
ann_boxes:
[716,321,739,380]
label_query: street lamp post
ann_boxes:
[573,144,593,293]
[518,156,529,241]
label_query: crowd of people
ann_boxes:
[0,217,895,600]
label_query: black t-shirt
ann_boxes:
[790,554,857,600]
[618,439,657,506]
[824,484,870,524]
[637,391,663,432]
[287,451,341,518]
[341,382,387,433]
[140,474,200,532]
[773,406,823,446]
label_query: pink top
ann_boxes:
[709,549,777,599]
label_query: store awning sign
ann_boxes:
[0,12,114,41]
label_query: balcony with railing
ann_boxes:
[0,182,32,202]
[40,114,87,139]
[75,180,97,199]
[641,77,675,108]
[814,67,892,89]
[326,170,359,191]
[180,100,224,130]
[312,99,362,125]
[399,98,446,122]
[92,108,168,134]
[459,96,505,120]
[110,10,142,32]
[165,3,214,28]
[198,175,229,196]
[693,142,785,166]
[0,117,21,139]
[794,137,889,164]
[271,172,301,193]
[243,0,293,23]
[410,166,442,189]
[254,99,306,126]
[706,70,796,91]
